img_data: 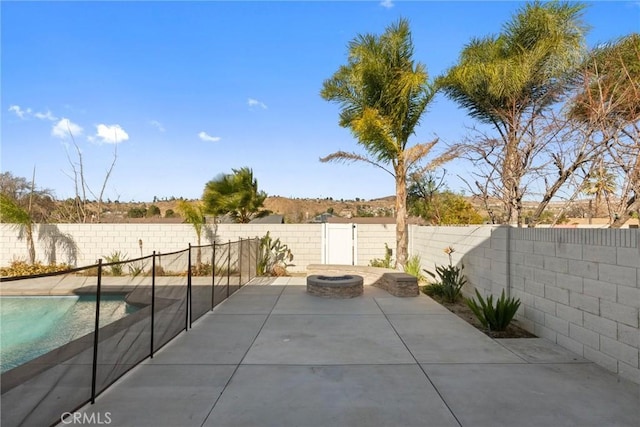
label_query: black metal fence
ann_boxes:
[0,238,259,427]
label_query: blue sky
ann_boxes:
[2,1,638,202]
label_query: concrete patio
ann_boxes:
[73,277,639,427]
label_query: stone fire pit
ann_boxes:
[306,274,364,298]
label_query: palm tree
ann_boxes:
[570,34,640,227]
[176,200,207,266]
[583,164,617,222]
[202,167,269,223]
[437,1,588,226]
[0,194,36,263]
[320,18,446,268]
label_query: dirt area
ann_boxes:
[436,297,537,339]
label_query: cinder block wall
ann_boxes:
[508,228,639,383]
[355,224,396,266]
[0,224,323,273]
[410,225,507,296]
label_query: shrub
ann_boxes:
[0,260,73,277]
[164,209,176,218]
[103,250,127,276]
[424,263,467,303]
[191,262,213,277]
[369,243,393,268]
[127,207,146,218]
[404,254,424,281]
[128,261,147,277]
[146,205,161,217]
[466,289,521,331]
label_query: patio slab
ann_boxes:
[146,314,268,365]
[202,365,459,427]
[497,338,590,364]
[77,365,235,427]
[209,293,281,315]
[422,362,640,427]
[387,314,524,363]
[272,285,384,315]
[40,276,639,427]
[243,314,415,365]
[374,293,452,315]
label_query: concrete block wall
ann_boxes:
[410,225,507,297]
[355,224,396,266]
[509,228,640,383]
[0,224,323,273]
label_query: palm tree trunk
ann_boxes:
[26,225,36,264]
[395,164,408,269]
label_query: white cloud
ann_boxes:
[52,118,83,139]
[380,0,394,8]
[9,105,57,121]
[198,131,221,142]
[95,124,129,144]
[247,98,268,109]
[34,110,57,121]
[150,120,165,132]
[8,105,32,119]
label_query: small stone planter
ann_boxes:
[306,275,364,298]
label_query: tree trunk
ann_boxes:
[26,224,36,264]
[395,163,408,269]
[610,196,639,228]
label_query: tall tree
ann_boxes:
[0,193,36,264]
[0,172,57,264]
[202,167,269,223]
[321,18,446,267]
[176,200,208,266]
[570,33,640,227]
[438,1,589,226]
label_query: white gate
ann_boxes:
[322,223,357,265]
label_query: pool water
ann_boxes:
[1,295,139,373]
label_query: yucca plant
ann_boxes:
[466,289,521,332]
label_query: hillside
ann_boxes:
[86,196,397,223]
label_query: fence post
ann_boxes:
[239,238,243,287]
[187,244,192,330]
[227,240,231,298]
[255,236,260,277]
[211,242,216,310]
[150,251,156,358]
[91,259,103,404]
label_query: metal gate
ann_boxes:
[322,223,357,265]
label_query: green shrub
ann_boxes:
[146,204,161,217]
[0,260,73,277]
[103,250,127,276]
[424,263,467,303]
[466,289,521,331]
[369,243,393,268]
[128,261,147,277]
[164,209,176,218]
[404,254,424,281]
[127,207,146,218]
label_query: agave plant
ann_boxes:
[466,289,521,331]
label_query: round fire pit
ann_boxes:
[307,274,364,298]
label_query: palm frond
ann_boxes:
[320,151,395,177]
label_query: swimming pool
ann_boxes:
[1,295,139,372]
